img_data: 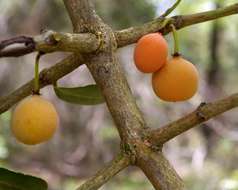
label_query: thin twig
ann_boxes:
[115,3,238,47]
[0,54,83,114]
[0,36,34,50]
[76,153,130,190]
[161,0,182,17]
[146,94,238,145]
[0,36,35,57]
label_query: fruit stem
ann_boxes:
[160,18,172,29]
[170,24,180,56]
[33,52,43,95]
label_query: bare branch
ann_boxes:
[35,30,100,53]
[115,3,238,47]
[63,0,101,32]
[136,144,185,190]
[76,153,130,190]
[0,54,83,114]
[161,0,182,17]
[0,31,99,57]
[0,36,35,57]
[62,1,186,189]
[146,93,238,145]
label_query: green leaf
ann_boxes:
[0,167,47,190]
[54,84,105,105]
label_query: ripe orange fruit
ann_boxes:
[134,33,168,73]
[152,56,199,102]
[11,95,59,145]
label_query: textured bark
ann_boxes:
[0,31,99,57]
[77,153,130,190]
[147,94,238,146]
[63,0,183,189]
[137,148,184,190]
[1,1,238,190]
[35,30,100,53]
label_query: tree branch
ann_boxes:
[2,1,238,189]
[137,145,185,190]
[76,153,130,190]
[0,36,35,57]
[35,30,100,53]
[146,93,238,145]
[115,3,238,47]
[161,0,182,17]
[63,0,101,32]
[0,30,99,57]
[0,54,83,114]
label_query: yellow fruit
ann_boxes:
[11,95,58,145]
[152,56,199,102]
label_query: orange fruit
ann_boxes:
[134,33,168,73]
[152,56,199,102]
[11,95,59,145]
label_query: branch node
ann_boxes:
[196,102,207,121]
[94,31,104,53]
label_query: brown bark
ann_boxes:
[147,94,238,146]
[63,0,184,189]
[1,1,238,190]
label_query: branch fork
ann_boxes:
[1,1,238,190]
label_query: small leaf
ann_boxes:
[0,167,47,190]
[54,84,105,105]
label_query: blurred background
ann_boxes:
[0,0,238,189]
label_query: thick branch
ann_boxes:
[63,1,183,189]
[76,153,130,190]
[115,3,238,47]
[0,54,83,114]
[137,146,185,190]
[146,93,238,145]
[35,30,99,53]
[0,31,99,57]
[63,0,101,32]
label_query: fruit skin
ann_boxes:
[152,56,199,102]
[11,95,58,145]
[134,33,168,73]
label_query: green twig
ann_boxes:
[161,0,182,17]
[33,53,43,94]
[170,24,180,56]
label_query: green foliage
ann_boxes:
[0,167,47,190]
[54,85,105,105]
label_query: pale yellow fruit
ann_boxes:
[11,95,58,145]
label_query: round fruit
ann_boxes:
[152,56,199,102]
[134,33,168,73]
[11,95,58,145]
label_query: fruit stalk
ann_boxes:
[34,53,42,94]
[170,24,180,56]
